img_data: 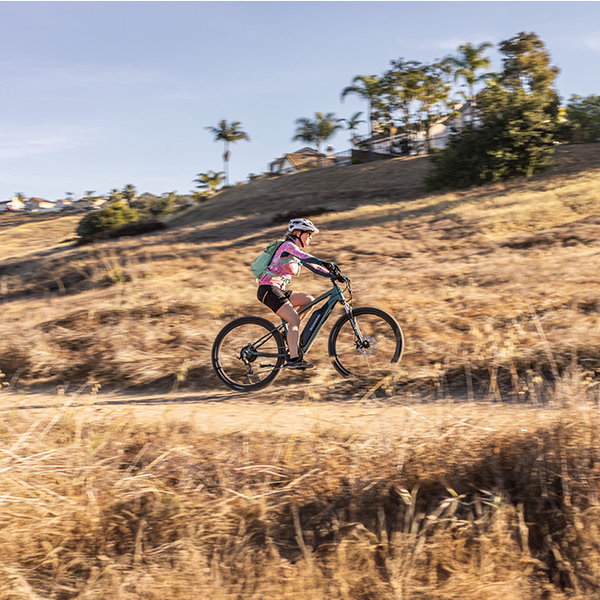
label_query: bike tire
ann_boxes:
[212,316,286,392]
[328,307,404,379]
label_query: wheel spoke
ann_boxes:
[329,307,403,379]
[212,317,285,391]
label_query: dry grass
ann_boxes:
[1,145,600,396]
[3,145,600,597]
[1,375,600,599]
[0,214,80,259]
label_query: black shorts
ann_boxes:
[257,285,293,314]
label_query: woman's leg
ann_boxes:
[276,302,301,359]
[289,291,314,322]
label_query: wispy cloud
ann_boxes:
[435,37,470,51]
[583,36,600,52]
[0,125,102,160]
[0,61,173,91]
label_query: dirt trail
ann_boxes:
[0,384,560,437]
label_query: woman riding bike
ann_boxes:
[256,218,332,370]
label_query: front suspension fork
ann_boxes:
[342,301,365,346]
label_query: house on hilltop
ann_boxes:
[137,192,159,202]
[91,197,108,210]
[54,198,74,210]
[269,147,337,175]
[25,197,57,212]
[359,101,478,156]
[0,197,26,212]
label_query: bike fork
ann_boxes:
[343,302,364,344]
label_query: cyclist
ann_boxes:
[257,218,332,370]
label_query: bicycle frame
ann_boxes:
[246,253,373,366]
[261,278,357,359]
[287,282,348,354]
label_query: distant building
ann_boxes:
[269,147,336,175]
[54,198,75,210]
[358,101,478,156]
[25,197,57,212]
[0,197,26,212]
[91,197,107,209]
[137,192,159,202]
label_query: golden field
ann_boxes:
[1,144,600,598]
[1,145,600,397]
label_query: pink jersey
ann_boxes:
[258,239,329,290]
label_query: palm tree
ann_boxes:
[339,111,365,146]
[193,170,225,196]
[292,117,317,148]
[447,42,493,119]
[205,120,250,186]
[340,75,382,139]
[314,112,343,152]
[293,112,343,153]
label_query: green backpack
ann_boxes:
[251,240,293,282]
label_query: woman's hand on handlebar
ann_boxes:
[323,262,347,283]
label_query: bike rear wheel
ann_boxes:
[328,307,404,379]
[212,316,286,392]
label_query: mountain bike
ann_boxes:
[211,260,404,392]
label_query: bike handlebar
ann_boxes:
[280,252,349,285]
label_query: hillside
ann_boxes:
[168,143,600,229]
[1,144,600,396]
[3,143,600,600]
[167,153,432,228]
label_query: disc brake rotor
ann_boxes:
[357,335,376,355]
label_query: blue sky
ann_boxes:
[1,1,599,201]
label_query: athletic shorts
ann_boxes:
[257,285,293,314]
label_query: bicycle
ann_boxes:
[211,259,404,392]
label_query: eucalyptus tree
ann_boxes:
[566,94,600,141]
[194,170,226,196]
[427,32,561,189]
[206,120,250,185]
[416,60,454,150]
[380,59,423,142]
[340,75,383,139]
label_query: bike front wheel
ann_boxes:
[328,307,404,379]
[212,316,286,392]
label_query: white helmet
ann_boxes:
[288,218,319,234]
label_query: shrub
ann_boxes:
[427,32,560,191]
[76,201,140,238]
[132,195,175,219]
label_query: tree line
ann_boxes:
[76,185,180,239]
[200,32,600,193]
[58,30,600,229]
